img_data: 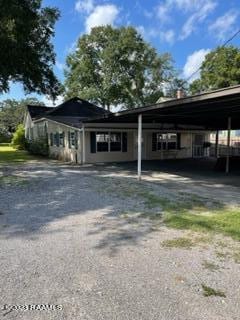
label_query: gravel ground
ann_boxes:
[0,161,240,320]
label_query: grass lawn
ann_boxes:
[0,144,38,165]
[96,176,240,241]
[164,209,240,241]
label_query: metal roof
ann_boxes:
[83,85,240,130]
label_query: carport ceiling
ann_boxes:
[86,86,240,130]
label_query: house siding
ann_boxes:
[28,117,211,164]
[85,131,135,163]
[47,121,82,163]
[145,132,193,160]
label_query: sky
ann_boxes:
[1,0,240,105]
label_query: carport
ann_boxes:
[85,85,240,179]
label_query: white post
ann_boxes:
[138,114,142,181]
[226,117,231,173]
[82,125,86,164]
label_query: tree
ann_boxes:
[0,0,61,98]
[0,98,42,134]
[11,124,26,150]
[190,46,240,94]
[65,26,174,110]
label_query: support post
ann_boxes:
[215,130,219,158]
[226,117,231,174]
[137,114,142,181]
[82,125,86,164]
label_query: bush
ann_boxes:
[11,124,26,149]
[0,131,11,143]
[26,136,49,156]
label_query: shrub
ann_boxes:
[0,131,11,143]
[26,136,49,156]
[11,124,26,149]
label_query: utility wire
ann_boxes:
[185,27,240,83]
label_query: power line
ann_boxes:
[185,27,240,83]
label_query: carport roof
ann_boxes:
[83,85,240,130]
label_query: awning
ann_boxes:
[84,85,240,130]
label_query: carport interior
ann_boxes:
[85,85,240,178]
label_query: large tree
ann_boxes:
[190,46,240,94]
[0,98,42,134]
[65,26,174,110]
[0,0,61,98]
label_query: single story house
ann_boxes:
[24,85,240,176]
[24,98,212,165]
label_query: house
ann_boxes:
[24,105,52,141]
[24,97,212,164]
[24,85,240,175]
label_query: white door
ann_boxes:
[193,134,205,157]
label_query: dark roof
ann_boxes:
[27,105,53,119]
[82,85,240,130]
[33,97,111,128]
[45,97,110,118]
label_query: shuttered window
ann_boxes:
[152,133,179,151]
[96,132,109,152]
[59,132,64,147]
[90,131,128,153]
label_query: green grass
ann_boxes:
[162,237,195,249]
[164,209,240,241]
[96,176,240,242]
[233,251,240,263]
[162,235,210,249]
[202,260,220,272]
[0,144,37,164]
[201,284,226,297]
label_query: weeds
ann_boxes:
[201,284,226,297]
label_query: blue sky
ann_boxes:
[1,0,240,104]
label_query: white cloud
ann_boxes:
[209,10,238,41]
[156,0,217,40]
[180,1,217,39]
[55,61,65,71]
[136,25,146,38]
[75,0,94,14]
[42,95,64,107]
[183,49,210,81]
[157,3,170,23]
[85,5,119,33]
[160,29,175,44]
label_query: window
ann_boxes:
[93,132,127,153]
[59,132,65,147]
[153,133,177,151]
[70,132,75,148]
[53,133,59,146]
[68,131,77,149]
[110,133,121,151]
[96,132,109,152]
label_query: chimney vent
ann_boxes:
[177,89,184,99]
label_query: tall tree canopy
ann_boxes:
[65,26,174,110]
[0,98,42,134]
[0,0,61,98]
[190,46,240,95]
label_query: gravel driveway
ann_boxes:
[0,161,240,320]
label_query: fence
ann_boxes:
[210,139,240,157]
